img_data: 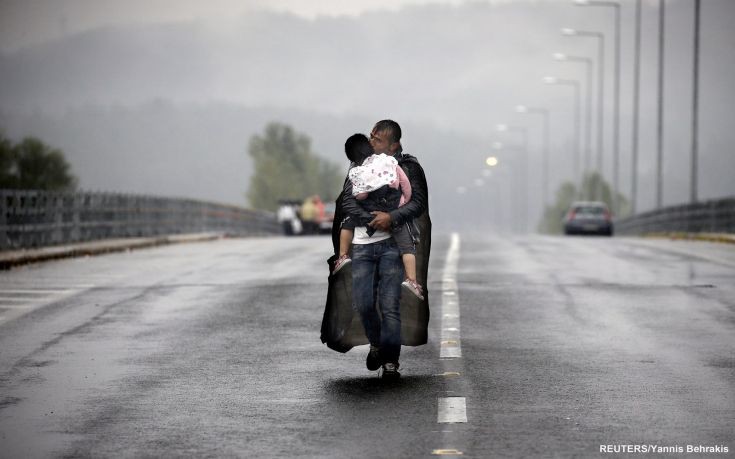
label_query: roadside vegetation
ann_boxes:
[0,133,77,191]
[246,122,343,212]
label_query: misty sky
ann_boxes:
[0,0,474,51]
[0,0,733,228]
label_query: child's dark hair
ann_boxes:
[345,133,373,165]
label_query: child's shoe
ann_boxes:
[333,254,352,274]
[401,279,425,300]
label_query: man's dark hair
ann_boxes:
[345,133,373,164]
[373,120,402,144]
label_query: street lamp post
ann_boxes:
[496,124,529,233]
[497,163,517,233]
[690,0,701,204]
[656,0,665,209]
[489,142,519,232]
[574,0,622,213]
[484,156,501,229]
[553,53,594,176]
[543,77,581,190]
[631,0,642,214]
[562,27,605,200]
[516,105,551,207]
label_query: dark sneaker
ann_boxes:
[382,362,400,379]
[366,345,381,371]
[333,255,352,274]
[401,279,425,300]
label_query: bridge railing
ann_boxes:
[0,190,279,250]
[615,197,735,235]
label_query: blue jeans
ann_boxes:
[352,238,404,363]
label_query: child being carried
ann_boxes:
[333,133,423,300]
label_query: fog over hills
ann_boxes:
[0,103,487,229]
[1,0,733,226]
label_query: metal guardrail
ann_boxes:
[0,190,279,250]
[615,196,735,235]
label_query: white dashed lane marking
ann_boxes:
[437,397,468,424]
[0,285,92,322]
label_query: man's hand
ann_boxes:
[369,211,392,232]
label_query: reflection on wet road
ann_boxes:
[1,234,733,457]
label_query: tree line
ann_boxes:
[246,122,343,211]
[2,123,343,211]
[0,134,77,191]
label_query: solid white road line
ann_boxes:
[440,233,461,359]
[437,233,466,428]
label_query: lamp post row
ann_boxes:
[554,53,593,177]
[516,105,550,208]
[578,1,622,215]
[562,27,606,202]
[486,0,703,232]
[496,124,529,232]
[572,0,701,210]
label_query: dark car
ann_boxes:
[563,201,613,236]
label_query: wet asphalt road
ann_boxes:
[0,234,733,458]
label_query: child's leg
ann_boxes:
[392,224,417,281]
[402,253,417,282]
[394,225,423,299]
[339,228,353,257]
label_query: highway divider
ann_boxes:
[0,190,279,251]
[616,197,734,240]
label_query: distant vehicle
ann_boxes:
[319,203,336,234]
[563,201,614,236]
[276,196,333,236]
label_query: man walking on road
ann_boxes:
[341,120,430,378]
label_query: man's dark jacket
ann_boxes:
[320,152,431,353]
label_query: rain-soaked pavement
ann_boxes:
[0,234,733,458]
